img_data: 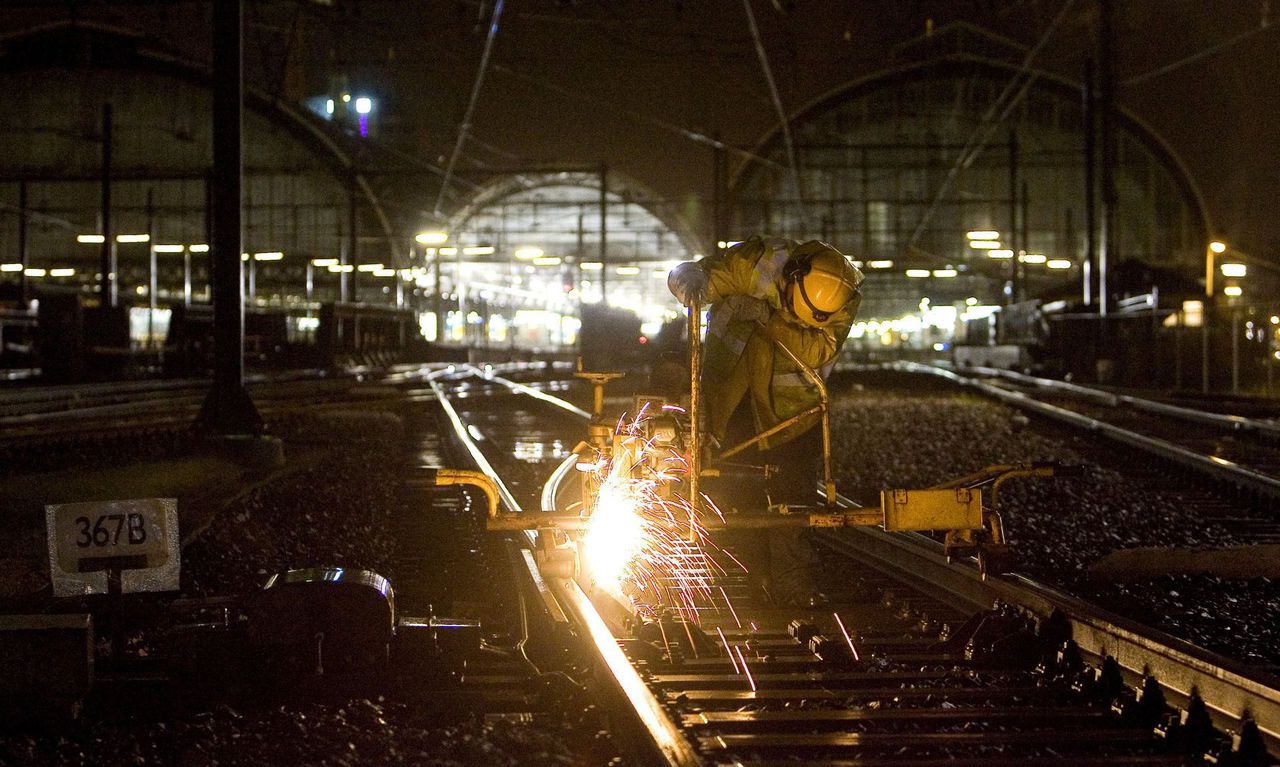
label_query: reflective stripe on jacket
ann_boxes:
[698,236,860,449]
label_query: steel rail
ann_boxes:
[467,364,592,419]
[499,365,1280,761]
[813,505,1280,753]
[434,365,696,766]
[901,361,1280,500]
[958,364,1280,436]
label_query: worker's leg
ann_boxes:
[762,426,823,605]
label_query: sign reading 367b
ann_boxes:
[45,498,180,597]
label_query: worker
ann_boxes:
[667,236,862,604]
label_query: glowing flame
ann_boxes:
[580,410,732,622]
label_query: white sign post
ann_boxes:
[45,498,180,597]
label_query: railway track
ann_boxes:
[425,363,1280,766]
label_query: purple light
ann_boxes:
[358,113,369,138]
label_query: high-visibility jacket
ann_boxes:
[699,236,862,449]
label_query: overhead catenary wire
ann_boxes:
[742,0,810,232]
[905,0,1078,249]
[1122,17,1276,86]
[433,0,506,217]
[490,63,783,170]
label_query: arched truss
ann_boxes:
[732,53,1212,309]
[445,169,703,261]
[0,21,396,257]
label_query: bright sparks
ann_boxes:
[581,409,731,622]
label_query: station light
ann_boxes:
[415,231,449,245]
[967,230,999,240]
[341,93,351,103]
[579,262,603,271]
[988,249,1014,259]
[514,246,544,260]
[76,234,105,244]
[153,244,185,253]
[49,268,75,277]
[357,263,384,272]
[1220,263,1247,277]
[253,251,284,261]
[932,268,958,278]
[1209,241,1228,254]
[905,269,931,278]
[116,234,150,243]
[23,267,46,277]
[1224,285,1243,297]
[615,266,640,275]
[327,264,354,273]
[463,245,496,256]
[1046,259,1072,269]
[1019,253,1047,264]
[867,260,894,269]
[0,263,22,272]
[189,244,209,253]
[439,247,458,256]
[533,257,562,266]
[311,258,339,267]
[325,98,335,115]
[968,240,1001,249]
[373,268,396,278]
[966,297,978,306]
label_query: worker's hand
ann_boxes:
[667,262,709,307]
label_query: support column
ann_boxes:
[348,182,359,304]
[198,0,263,435]
[1007,131,1020,304]
[100,104,115,307]
[599,162,608,306]
[1098,0,1116,317]
[16,180,27,305]
[147,187,157,350]
[1082,58,1097,307]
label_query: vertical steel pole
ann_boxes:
[100,103,115,307]
[16,180,27,305]
[348,183,359,304]
[1008,131,1019,304]
[712,135,725,257]
[1082,58,1097,307]
[433,252,442,341]
[1098,0,1115,318]
[183,249,192,307]
[147,187,157,349]
[199,0,261,434]
[599,162,608,306]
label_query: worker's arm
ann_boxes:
[703,238,767,304]
[758,290,860,369]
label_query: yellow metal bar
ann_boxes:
[429,468,500,518]
[718,405,822,460]
[688,300,702,541]
[487,509,882,532]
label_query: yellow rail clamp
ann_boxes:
[881,487,984,532]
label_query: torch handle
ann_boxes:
[688,300,702,532]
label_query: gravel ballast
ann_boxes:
[830,370,1279,667]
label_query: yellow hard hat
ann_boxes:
[784,241,861,327]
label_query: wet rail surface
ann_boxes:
[427,364,1280,766]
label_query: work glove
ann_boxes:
[667,262,709,307]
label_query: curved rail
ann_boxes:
[903,361,1280,501]
[959,364,1280,437]
[465,364,1280,762]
